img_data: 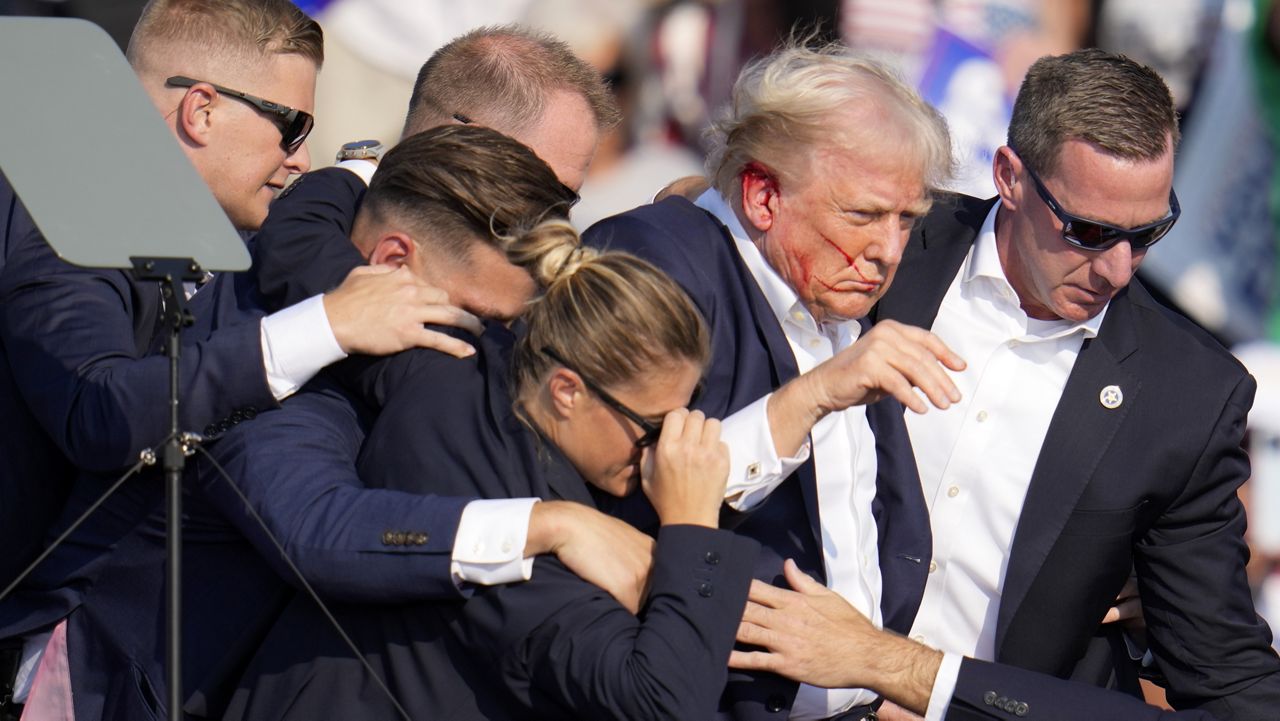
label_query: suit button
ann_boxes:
[243,407,258,419]
[413,533,428,546]
[704,551,720,565]
[765,694,786,713]
[203,424,218,437]
[983,692,996,706]
[381,531,395,546]
[396,532,411,545]
[697,582,714,598]
[1015,702,1029,716]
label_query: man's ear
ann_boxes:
[368,232,416,268]
[173,83,217,148]
[546,367,584,420]
[993,146,1023,212]
[739,162,781,233]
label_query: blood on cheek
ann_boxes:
[813,237,871,291]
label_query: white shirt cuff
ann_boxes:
[450,497,538,586]
[260,294,347,400]
[336,158,377,185]
[924,652,964,721]
[721,393,811,511]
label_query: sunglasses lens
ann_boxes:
[283,112,314,154]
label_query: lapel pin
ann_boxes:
[1099,385,1123,410]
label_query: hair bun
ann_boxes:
[504,218,598,287]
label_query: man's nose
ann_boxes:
[1091,241,1139,289]
[285,141,311,175]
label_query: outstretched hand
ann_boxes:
[323,265,483,358]
[805,320,965,416]
[730,560,941,715]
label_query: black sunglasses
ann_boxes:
[1022,163,1179,251]
[451,112,580,209]
[541,347,663,449]
[167,76,314,155]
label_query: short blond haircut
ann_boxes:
[706,42,952,197]
[126,0,323,77]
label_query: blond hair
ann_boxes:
[514,253,710,397]
[127,0,322,78]
[706,42,952,196]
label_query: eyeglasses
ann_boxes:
[1022,163,1179,251]
[450,112,580,208]
[541,347,663,449]
[166,76,314,155]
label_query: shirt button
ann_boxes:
[947,486,960,498]
[807,338,821,348]
[1009,339,1021,348]
[704,551,721,565]
[473,542,484,555]
[765,693,787,713]
[976,410,988,422]
[698,582,715,598]
[912,635,925,643]
[928,560,938,573]
[501,539,513,554]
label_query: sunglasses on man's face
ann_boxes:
[541,347,663,449]
[1023,164,1179,252]
[166,76,314,155]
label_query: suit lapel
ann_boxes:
[714,220,827,553]
[995,289,1141,654]
[873,195,994,330]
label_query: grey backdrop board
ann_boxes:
[0,17,249,271]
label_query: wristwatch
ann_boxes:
[335,139,385,163]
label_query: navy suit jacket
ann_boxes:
[0,171,471,718]
[226,324,761,721]
[252,166,367,311]
[873,194,1280,719]
[584,197,933,719]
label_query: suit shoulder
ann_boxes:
[583,197,727,263]
[1125,281,1248,381]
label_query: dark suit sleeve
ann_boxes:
[253,167,367,311]
[947,658,1218,720]
[0,219,275,473]
[464,524,759,720]
[194,376,471,603]
[1133,374,1280,718]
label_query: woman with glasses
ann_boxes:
[226,131,758,721]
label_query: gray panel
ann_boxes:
[0,17,250,271]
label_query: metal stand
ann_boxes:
[131,257,202,721]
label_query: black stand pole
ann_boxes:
[132,257,200,721]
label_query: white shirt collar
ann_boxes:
[964,201,1107,340]
[694,189,821,335]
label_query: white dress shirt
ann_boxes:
[697,190,883,718]
[907,203,1106,721]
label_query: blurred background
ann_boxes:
[3,0,1280,704]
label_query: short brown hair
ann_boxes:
[1008,48,1178,176]
[402,25,620,138]
[127,0,323,76]
[360,124,579,273]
